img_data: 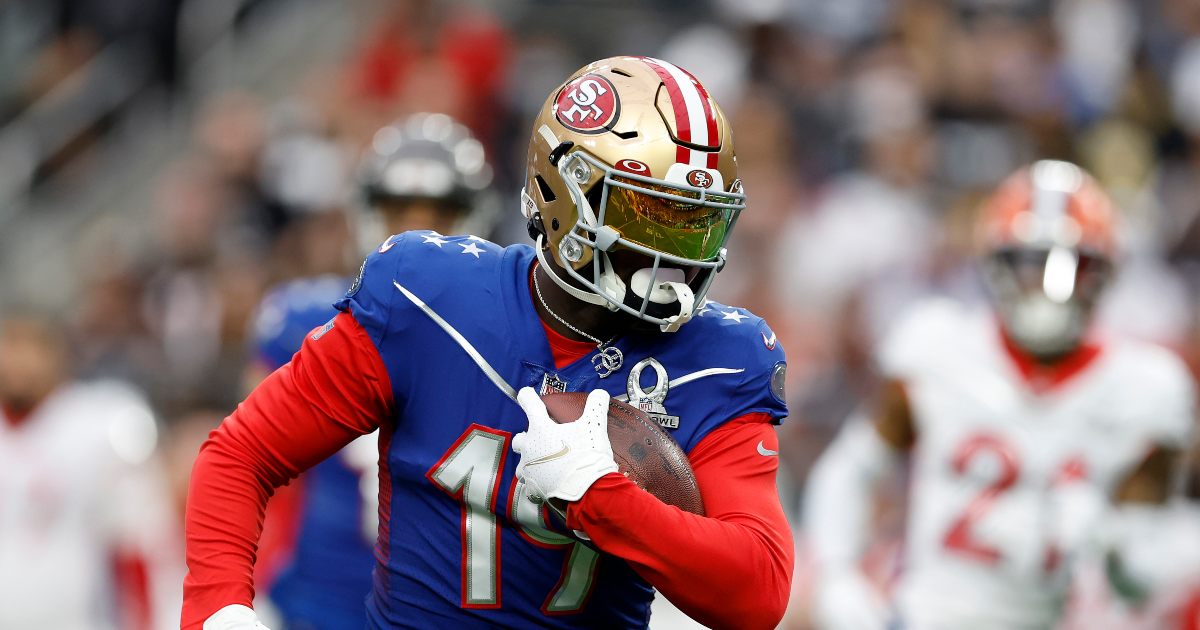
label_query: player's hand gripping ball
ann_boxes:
[513,388,620,507]
[513,387,704,516]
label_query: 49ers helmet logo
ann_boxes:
[686,169,714,188]
[554,74,620,134]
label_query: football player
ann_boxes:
[805,160,1197,630]
[0,312,181,629]
[184,57,792,629]
[249,113,496,630]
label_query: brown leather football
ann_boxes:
[541,391,704,516]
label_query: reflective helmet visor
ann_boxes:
[603,177,736,261]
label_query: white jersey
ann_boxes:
[879,299,1194,630]
[0,381,182,630]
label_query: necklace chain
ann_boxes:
[532,263,624,378]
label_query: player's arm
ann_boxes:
[1093,444,1199,603]
[99,388,186,630]
[565,412,792,630]
[511,362,793,630]
[1063,355,1199,605]
[512,323,794,629]
[181,311,393,630]
[802,378,915,630]
[1113,445,1180,504]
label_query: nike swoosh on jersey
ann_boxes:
[756,441,778,457]
[525,443,571,466]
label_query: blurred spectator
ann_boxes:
[0,311,181,630]
[770,40,938,350]
[337,0,512,146]
[71,230,165,395]
[192,91,275,239]
[141,158,258,409]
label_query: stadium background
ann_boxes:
[1,0,1199,627]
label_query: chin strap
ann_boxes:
[534,235,698,332]
[656,281,694,332]
[534,236,613,308]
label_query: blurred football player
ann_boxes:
[805,160,1197,630]
[184,57,792,630]
[249,112,496,630]
[353,111,496,247]
[0,312,181,630]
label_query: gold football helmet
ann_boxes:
[522,56,745,332]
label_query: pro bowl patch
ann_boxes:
[554,74,620,134]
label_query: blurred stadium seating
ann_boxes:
[2,0,1200,628]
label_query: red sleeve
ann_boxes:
[181,312,393,629]
[566,413,793,630]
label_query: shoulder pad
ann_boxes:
[1107,341,1196,448]
[877,298,971,378]
[678,300,789,423]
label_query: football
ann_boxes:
[541,391,704,516]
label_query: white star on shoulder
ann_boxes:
[721,310,749,323]
[422,234,448,247]
[460,242,486,258]
[697,304,712,316]
[467,234,488,242]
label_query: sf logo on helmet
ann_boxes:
[555,74,620,134]
[687,169,714,188]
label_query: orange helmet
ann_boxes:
[979,160,1118,358]
[522,57,744,332]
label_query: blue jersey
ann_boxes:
[252,276,377,630]
[336,231,787,629]
[252,276,349,370]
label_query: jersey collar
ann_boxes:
[997,324,1103,393]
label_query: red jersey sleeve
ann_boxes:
[566,413,793,630]
[181,312,393,629]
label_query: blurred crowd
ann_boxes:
[4,0,1200,627]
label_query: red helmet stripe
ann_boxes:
[639,57,720,167]
[639,58,693,165]
[693,76,720,169]
[650,59,714,151]
[690,69,720,152]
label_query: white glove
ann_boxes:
[812,568,889,630]
[203,604,272,630]
[512,387,618,504]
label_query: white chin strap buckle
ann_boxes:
[629,268,695,333]
[597,256,628,312]
[597,271,625,311]
[658,282,694,332]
